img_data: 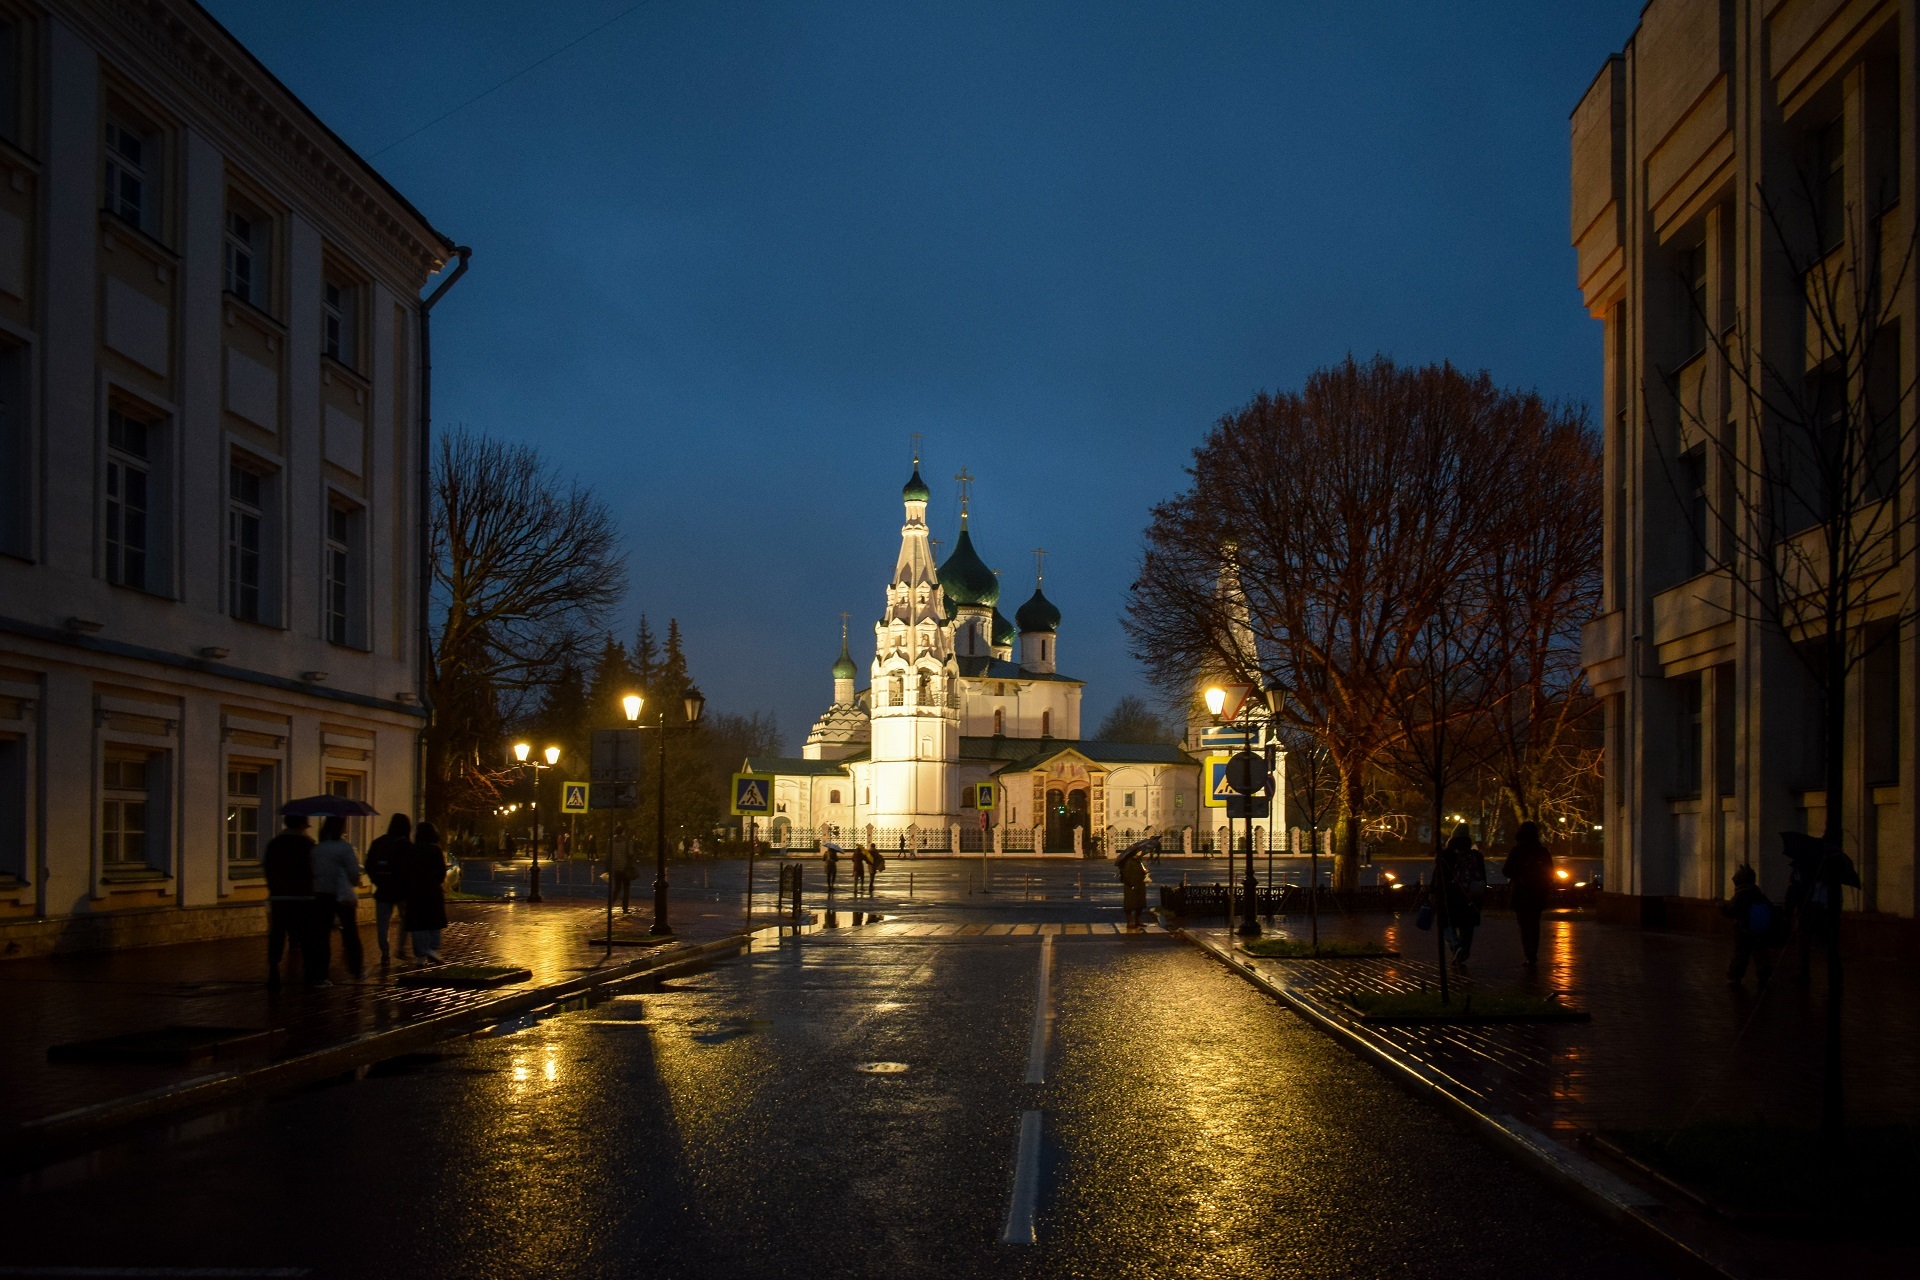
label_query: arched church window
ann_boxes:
[1041,710,1052,737]
[917,672,931,704]
[890,673,904,704]
[947,681,959,707]
[830,790,842,804]
[993,709,1004,736]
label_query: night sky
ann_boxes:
[204,0,1643,747]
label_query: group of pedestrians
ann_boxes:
[822,843,886,895]
[1427,820,1558,971]
[263,811,450,990]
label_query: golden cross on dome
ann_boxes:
[839,611,850,643]
[954,467,975,525]
[1032,547,1047,585]
[910,433,923,468]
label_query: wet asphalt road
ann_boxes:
[3,898,1669,1279]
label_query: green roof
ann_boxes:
[742,756,853,777]
[1015,587,1061,633]
[902,468,930,503]
[938,529,999,607]
[954,656,1080,682]
[991,608,1016,647]
[831,640,858,680]
[986,739,1198,775]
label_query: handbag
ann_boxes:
[1415,901,1434,931]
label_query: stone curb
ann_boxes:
[1176,927,1752,1280]
[2,930,753,1169]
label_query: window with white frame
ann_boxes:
[325,770,366,849]
[321,273,357,368]
[103,113,157,235]
[228,459,265,622]
[104,407,154,590]
[101,749,159,873]
[0,733,25,882]
[0,342,26,559]
[324,499,358,646]
[223,204,270,309]
[225,763,267,874]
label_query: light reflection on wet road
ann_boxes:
[4,908,1669,1279]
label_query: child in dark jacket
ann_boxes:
[1721,865,1776,985]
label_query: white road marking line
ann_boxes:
[0,1270,312,1277]
[1023,933,1053,1085]
[999,1109,1044,1245]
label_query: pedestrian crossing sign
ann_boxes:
[1204,754,1233,808]
[561,782,589,814]
[731,772,775,816]
[976,783,995,809]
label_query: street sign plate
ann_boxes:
[731,772,775,816]
[1225,749,1270,795]
[976,782,995,809]
[1225,795,1271,819]
[1212,682,1255,722]
[560,781,589,814]
[1204,754,1232,808]
[589,781,637,810]
[591,728,642,783]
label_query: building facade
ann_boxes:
[1574,0,1917,927]
[0,0,459,954]
[746,463,1202,853]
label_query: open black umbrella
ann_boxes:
[281,794,379,818]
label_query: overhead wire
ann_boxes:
[369,0,659,159]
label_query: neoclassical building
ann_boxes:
[1574,0,1917,929]
[745,464,1200,853]
[0,1,461,953]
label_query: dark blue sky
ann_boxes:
[207,0,1640,747]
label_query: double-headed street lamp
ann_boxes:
[625,685,706,937]
[512,741,561,903]
[1205,683,1270,939]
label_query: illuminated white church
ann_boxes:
[744,463,1201,853]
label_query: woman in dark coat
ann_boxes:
[1434,824,1486,964]
[1501,821,1555,970]
[404,821,450,964]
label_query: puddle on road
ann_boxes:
[854,1061,910,1074]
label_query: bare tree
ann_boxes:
[1126,357,1550,890]
[1656,162,1918,1138]
[428,429,625,822]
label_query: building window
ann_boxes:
[104,407,153,590]
[917,672,931,705]
[829,789,841,804]
[1041,710,1052,737]
[1124,792,1136,809]
[0,734,25,883]
[1814,114,1845,254]
[224,205,271,309]
[889,673,904,705]
[324,500,357,645]
[322,274,357,368]
[1681,447,1707,578]
[101,750,157,872]
[1679,241,1707,359]
[228,461,264,622]
[1674,676,1703,796]
[226,765,265,873]
[325,770,366,849]
[0,19,19,147]
[0,342,26,559]
[993,709,1004,736]
[103,114,156,235]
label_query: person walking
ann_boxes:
[1722,865,1778,986]
[609,824,634,914]
[851,844,870,896]
[824,844,841,894]
[404,821,451,964]
[1434,824,1486,965]
[309,815,365,982]
[263,814,316,991]
[363,814,413,967]
[1500,821,1555,971]
[1117,846,1150,930]
[868,844,886,894]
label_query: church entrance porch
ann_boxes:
[1046,787,1090,852]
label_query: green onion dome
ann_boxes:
[831,640,858,681]
[1015,587,1061,633]
[902,468,931,503]
[937,529,999,607]
[991,608,1017,648]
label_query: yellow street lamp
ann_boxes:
[1204,685,1227,719]
[622,694,643,723]
[544,746,561,766]
[513,741,531,763]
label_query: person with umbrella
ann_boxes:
[280,795,377,984]
[1116,837,1156,930]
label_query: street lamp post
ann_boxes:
[512,741,561,903]
[648,685,706,937]
[1205,686,1263,939]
